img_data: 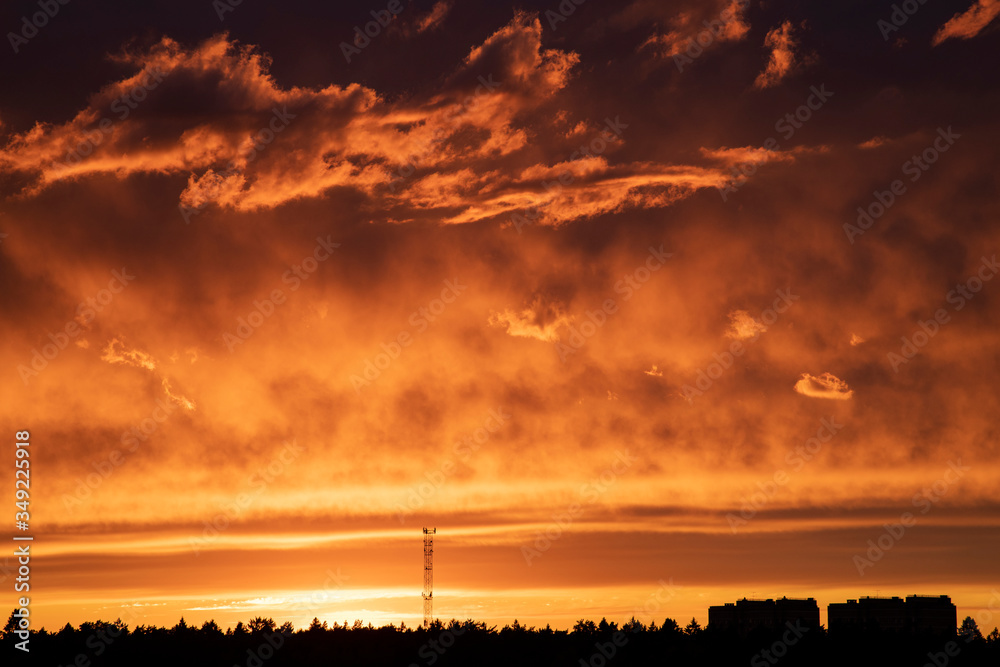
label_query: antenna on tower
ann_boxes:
[422,527,436,629]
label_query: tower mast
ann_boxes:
[422,527,436,629]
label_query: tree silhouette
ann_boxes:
[247,616,277,634]
[171,616,191,636]
[9,613,1000,667]
[660,618,681,634]
[622,616,644,634]
[960,616,985,643]
[502,619,530,634]
[200,619,223,636]
[2,610,17,639]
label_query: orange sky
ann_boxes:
[2,0,999,634]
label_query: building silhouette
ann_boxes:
[827,595,955,636]
[708,597,820,636]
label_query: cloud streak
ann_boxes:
[793,373,854,401]
[932,0,1000,45]
[754,21,798,90]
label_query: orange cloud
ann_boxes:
[0,15,579,215]
[416,0,453,33]
[754,21,798,89]
[726,310,767,340]
[641,0,751,61]
[489,301,570,342]
[0,14,740,230]
[793,373,854,400]
[858,136,889,149]
[101,337,158,371]
[932,0,1000,45]
[700,146,800,167]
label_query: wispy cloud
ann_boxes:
[416,0,453,33]
[725,310,766,341]
[932,0,1000,45]
[793,372,854,400]
[101,338,157,371]
[489,301,570,342]
[754,21,798,89]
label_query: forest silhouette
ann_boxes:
[4,611,999,666]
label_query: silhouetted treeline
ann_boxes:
[4,612,1000,666]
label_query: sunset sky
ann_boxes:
[2,0,1000,634]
